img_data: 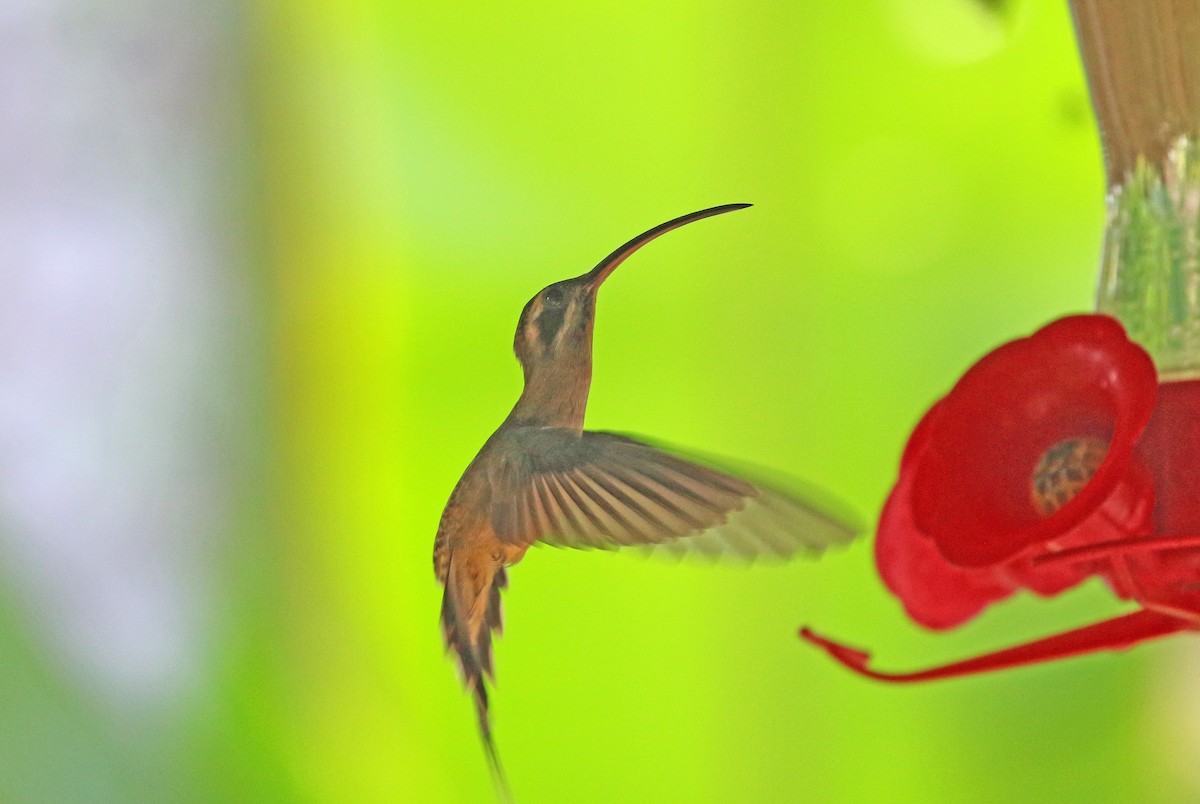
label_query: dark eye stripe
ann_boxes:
[537,303,567,349]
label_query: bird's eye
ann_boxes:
[543,288,565,308]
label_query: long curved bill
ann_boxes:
[581,203,751,292]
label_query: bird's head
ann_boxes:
[512,203,750,377]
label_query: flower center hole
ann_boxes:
[1030,437,1109,517]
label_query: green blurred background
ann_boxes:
[4,1,1197,802]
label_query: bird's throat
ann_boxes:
[507,360,592,429]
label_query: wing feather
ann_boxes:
[487,428,859,559]
[573,466,651,543]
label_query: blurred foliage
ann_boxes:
[3,2,1192,803]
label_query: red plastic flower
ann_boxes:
[802,315,1200,681]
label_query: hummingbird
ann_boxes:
[433,203,858,792]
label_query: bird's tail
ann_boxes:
[442,557,511,800]
[478,690,511,802]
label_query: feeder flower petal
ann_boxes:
[909,315,1158,568]
[802,315,1200,681]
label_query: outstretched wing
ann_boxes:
[487,428,858,560]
